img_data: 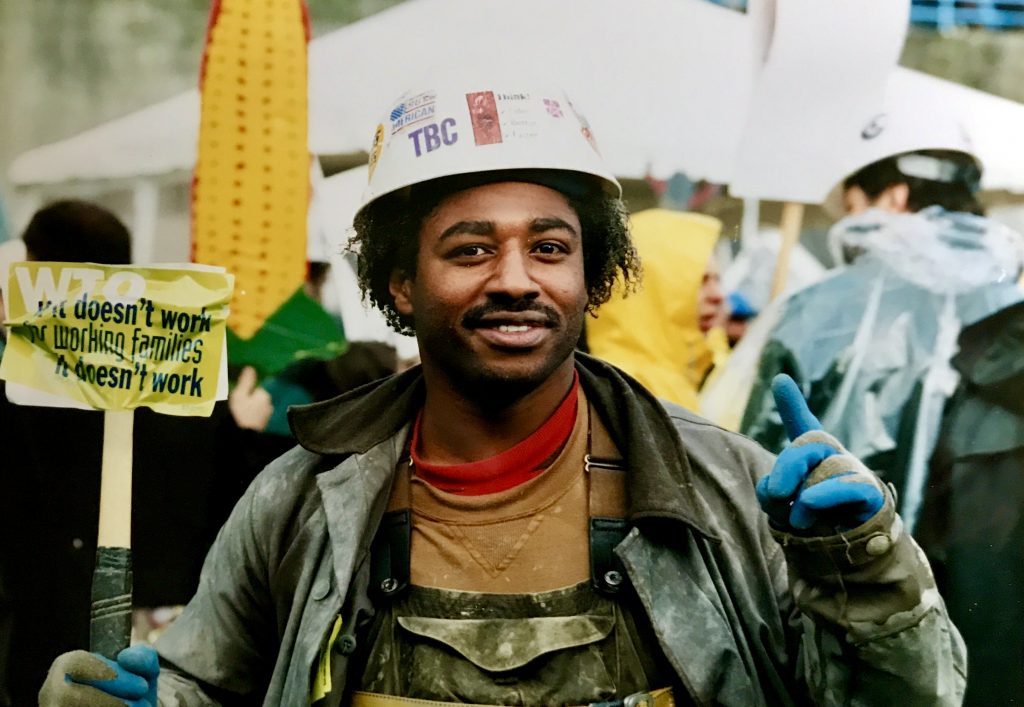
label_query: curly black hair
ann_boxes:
[349,172,641,335]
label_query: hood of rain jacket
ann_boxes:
[586,209,722,410]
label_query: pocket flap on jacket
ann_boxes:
[396,615,614,672]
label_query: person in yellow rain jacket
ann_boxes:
[586,208,726,410]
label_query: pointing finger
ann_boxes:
[771,374,822,441]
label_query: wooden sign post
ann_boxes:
[90,410,135,658]
[769,201,806,301]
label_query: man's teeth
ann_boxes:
[497,324,530,333]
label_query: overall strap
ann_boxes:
[586,403,630,597]
[369,461,412,602]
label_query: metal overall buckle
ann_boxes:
[623,692,657,707]
[590,691,657,707]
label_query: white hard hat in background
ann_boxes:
[354,80,621,222]
[822,106,982,218]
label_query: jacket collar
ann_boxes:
[288,353,717,539]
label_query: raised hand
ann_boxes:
[756,374,885,533]
[229,365,273,431]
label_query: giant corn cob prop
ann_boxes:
[192,0,311,339]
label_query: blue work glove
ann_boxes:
[39,645,159,706]
[756,374,886,533]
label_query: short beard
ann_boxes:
[447,346,577,411]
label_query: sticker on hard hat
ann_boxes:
[861,113,887,141]
[543,98,564,118]
[567,99,600,154]
[390,92,437,135]
[466,91,503,145]
[368,124,385,178]
[409,118,458,157]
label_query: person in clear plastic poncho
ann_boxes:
[741,117,1024,536]
[741,114,1024,707]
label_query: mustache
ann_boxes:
[461,300,561,328]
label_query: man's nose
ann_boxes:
[486,250,540,300]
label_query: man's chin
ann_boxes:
[468,361,553,388]
[451,356,570,404]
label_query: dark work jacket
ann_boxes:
[154,355,964,706]
[918,301,1024,706]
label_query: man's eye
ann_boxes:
[535,242,567,255]
[454,245,487,257]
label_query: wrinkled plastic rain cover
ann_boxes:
[744,208,1024,528]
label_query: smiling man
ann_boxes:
[395,182,587,409]
[41,83,964,706]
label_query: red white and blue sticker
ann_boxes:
[390,92,437,135]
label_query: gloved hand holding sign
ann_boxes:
[756,374,885,533]
[39,645,159,707]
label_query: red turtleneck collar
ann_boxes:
[410,372,580,496]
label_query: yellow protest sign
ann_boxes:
[0,262,233,416]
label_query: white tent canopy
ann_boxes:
[10,0,1024,195]
[9,90,200,186]
[9,0,759,188]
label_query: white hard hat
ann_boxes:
[822,108,981,218]
[354,81,621,222]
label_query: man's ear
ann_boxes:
[389,269,414,316]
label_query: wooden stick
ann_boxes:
[770,201,806,301]
[91,410,134,658]
[97,410,134,547]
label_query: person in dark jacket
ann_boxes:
[917,300,1024,706]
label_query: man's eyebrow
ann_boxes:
[438,220,494,241]
[531,217,578,236]
[437,217,578,240]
